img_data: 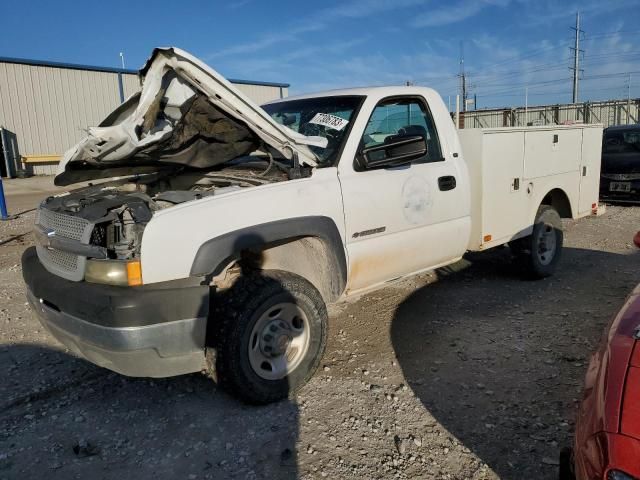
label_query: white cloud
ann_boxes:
[207,0,640,105]
[207,0,426,59]
[206,23,323,59]
[411,0,510,28]
[521,0,640,27]
[227,0,252,9]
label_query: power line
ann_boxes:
[475,83,637,98]
[475,77,572,93]
[467,43,560,72]
[417,43,639,91]
[421,19,640,106]
[583,29,640,39]
[582,51,640,60]
[582,70,640,80]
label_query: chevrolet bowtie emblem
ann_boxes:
[34,226,56,250]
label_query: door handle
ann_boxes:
[438,175,456,191]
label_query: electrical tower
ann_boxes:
[569,12,584,103]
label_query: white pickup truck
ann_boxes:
[22,48,603,403]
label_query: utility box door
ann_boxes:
[480,131,527,245]
[523,129,582,179]
[0,129,19,178]
[578,127,603,215]
[459,128,528,250]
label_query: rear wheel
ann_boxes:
[512,205,563,279]
[207,270,327,404]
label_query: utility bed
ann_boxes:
[458,124,603,251]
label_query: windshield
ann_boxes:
[262,95,364,166]
[603,128,640,154]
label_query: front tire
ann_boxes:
[512,205,563,279]
[207,270,327,404]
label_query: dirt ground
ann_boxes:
[1,180,639,480]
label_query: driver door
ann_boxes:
[338,95,470,294]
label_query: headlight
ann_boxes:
[85,259,143,286]
[608,470,638,480]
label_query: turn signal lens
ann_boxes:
[85,259,143,286]
[126,260,142,286]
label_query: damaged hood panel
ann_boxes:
[55,47,326,186]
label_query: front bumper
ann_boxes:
[22,247,210,377]
[572,432,640,480]
[600,177,640,201]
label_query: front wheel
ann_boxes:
[512,206,563,279]
[207,270,327,404]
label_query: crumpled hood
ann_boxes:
[55,47,326,186]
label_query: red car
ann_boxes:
[563,232,640,479]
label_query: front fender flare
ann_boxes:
[189,216,347,294]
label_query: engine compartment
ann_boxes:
[41,155,295,261]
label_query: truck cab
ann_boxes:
[22,47,602,404]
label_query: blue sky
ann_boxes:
[1,0,639,109]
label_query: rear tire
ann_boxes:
[513,206,563,279]
[207,270,327,404]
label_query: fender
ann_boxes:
[190,215,347,293]
[531,186,575,223]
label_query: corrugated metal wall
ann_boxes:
[460,99,640,129]
[0,59,288,175]
[234,83,287,105]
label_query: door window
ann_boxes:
[361,97,443,163]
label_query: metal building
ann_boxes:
[0,56,289,176]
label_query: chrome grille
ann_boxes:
[39,247,79,271]
[35,206,93,281]
[38,207,89,241]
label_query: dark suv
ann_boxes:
[601,125,640,202]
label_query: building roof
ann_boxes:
[0,55,290,88]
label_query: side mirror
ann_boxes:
[634,231,640,248]
[359,135,427,170]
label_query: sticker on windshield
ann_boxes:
[309,113,349,131]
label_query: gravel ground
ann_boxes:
[1,185,639,479]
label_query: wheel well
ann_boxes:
[541,189,573,218]
[226,236,346,303]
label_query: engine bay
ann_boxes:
[41,155,295,260]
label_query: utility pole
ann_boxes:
[569,12,584,103]
[628,73,632,124]
[525,86,528,126]
[459,41,467,112]
[118,52,126,104]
